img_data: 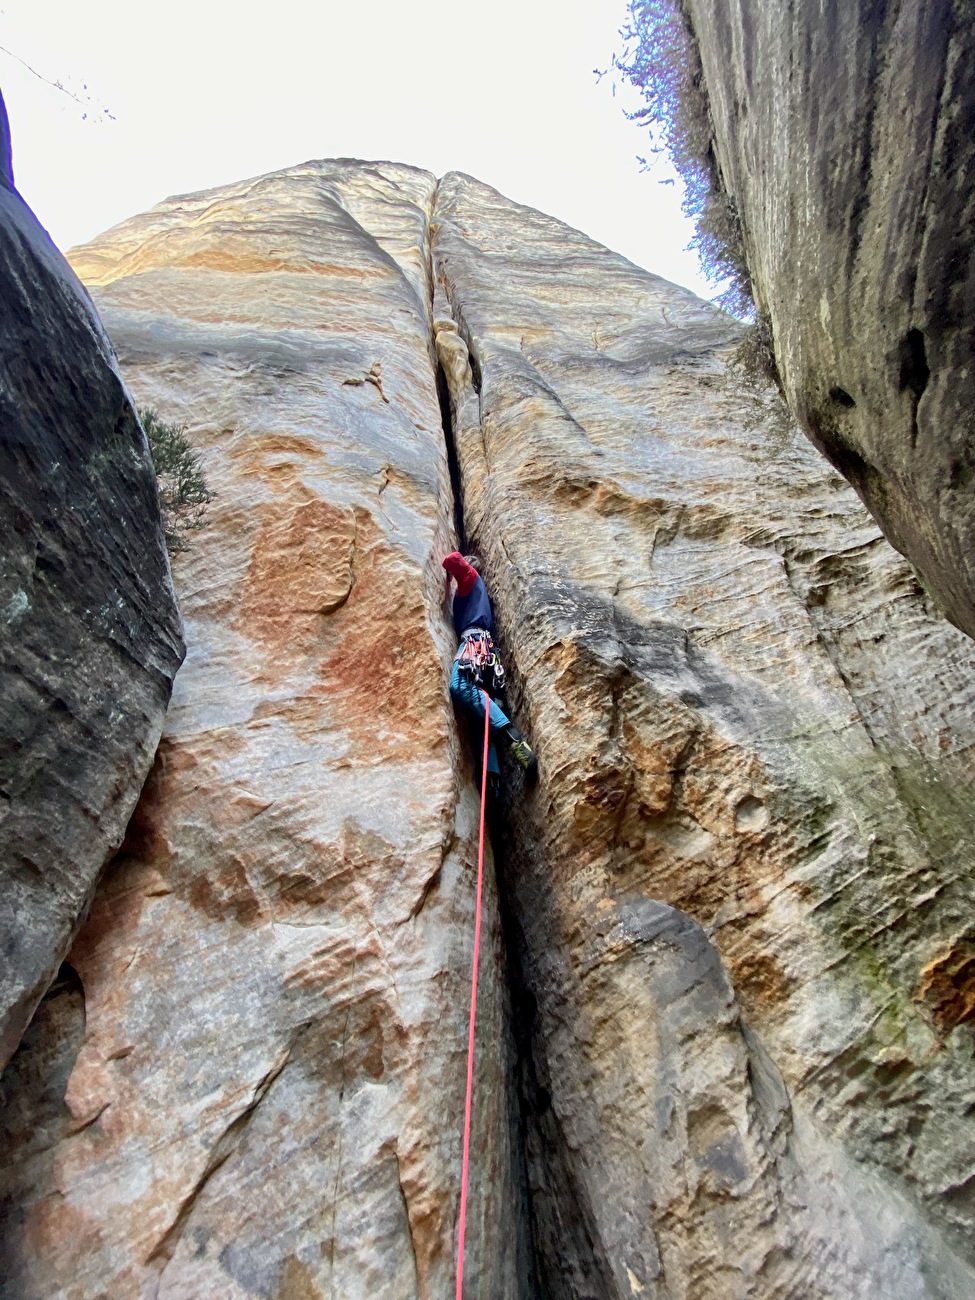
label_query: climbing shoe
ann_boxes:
[505,725,538,782]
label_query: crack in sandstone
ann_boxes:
[429,278,546,1294]
[432,264,617,1297]
[147,1038,296,1274]
[394,1144,422,1293]
[325,940,359,1293]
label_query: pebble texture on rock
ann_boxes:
[433,171,975,1297]
[0,131,183,1070]
[681,0,975,639]
[0,163,524,1299]
[4,160,975,1299]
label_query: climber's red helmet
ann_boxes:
[442,551,482,596]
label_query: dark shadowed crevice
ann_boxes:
[809,407,885,516]
[435,334,614,1297]
[899,329,930,401]
[487,797,619,1300]
[489,822,550,1300]
[0,962,86,1289]
[435,348,544,1296]
[436,360,467,551]
[899,327,930,450]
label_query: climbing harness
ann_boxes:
[457,628,505,694]
[455,690,491,1300]
[455,631,539,785]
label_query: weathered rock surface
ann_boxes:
[0,163,523,1298]
[0,117,183,1070]
[5,159,975,1299]
[433,171,975,1296]
[680,0,975,639]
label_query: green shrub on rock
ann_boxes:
[139,407,213,555]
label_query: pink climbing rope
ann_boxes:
[455,689,492,1300]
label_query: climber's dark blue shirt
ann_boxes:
[453,574,494,639]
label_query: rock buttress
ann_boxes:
[0,114,183,1070]
[681,0,975,640]
[0,163,525,1299]
[433,170,975,1298]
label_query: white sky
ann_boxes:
[0,0,718,299]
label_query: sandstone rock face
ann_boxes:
[680,0,975,640]
[0,135,183,1069]
[433,171,975,1296]
[4,161,975,1300]
[0,164,524,1298]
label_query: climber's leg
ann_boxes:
[450,662,538,782]
[474,741,501,803]
[450,661,511,732]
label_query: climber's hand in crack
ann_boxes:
[442,551,538,785]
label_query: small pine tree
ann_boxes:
[139,407,214,556]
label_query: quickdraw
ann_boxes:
[457,630,505,694]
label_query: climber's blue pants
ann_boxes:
[450,661,510,775]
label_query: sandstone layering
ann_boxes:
[2,160,975,1299]
[680,0,975,640]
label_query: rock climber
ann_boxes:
[442,551,537,791]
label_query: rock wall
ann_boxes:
[0,104,183,1071]
[433,171,975,1296]
[0,164,524,1299]
[680,0,975,639]
[3,159,975,1299]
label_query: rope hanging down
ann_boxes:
[455,690,492,1299]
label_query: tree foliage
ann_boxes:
[614,0,754,319]
[140,407,213,556]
